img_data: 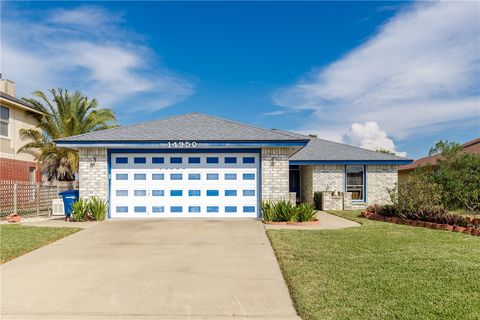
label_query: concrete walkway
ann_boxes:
[1,219,299,319]
[21,217,100,229]
[264,211,361,230]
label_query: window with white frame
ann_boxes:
[346,165,365,201]
[0,106,10,137]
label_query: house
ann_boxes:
[56,113,411,218]
[0,79,42,182]
[398,138,480,184]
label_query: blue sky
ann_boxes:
[2,1,479,158]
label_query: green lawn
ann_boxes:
[267,210,480,320]
[1,225,81,263]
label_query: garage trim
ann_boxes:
[107,148,262,218]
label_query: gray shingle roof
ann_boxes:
[57,112,309,142]
[0,92,42,114]
[290,137,410,161]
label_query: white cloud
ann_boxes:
[260,110,286,116]
[343,122,407,157]
[1,5,195,111]
[48,6,122,28]
[274,1,480,150]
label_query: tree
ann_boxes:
[18,89,117,181]
[427,140,480,213]
[376,148,395,155]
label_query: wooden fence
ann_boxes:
[0,180,77,218]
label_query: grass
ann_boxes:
[267,210,480,320]
[1,224,81,263]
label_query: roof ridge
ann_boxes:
[268,128,310,140]
[462,137,480,148]
[193,112,308,141]
[312,137,408,159]
[57,112,194,141]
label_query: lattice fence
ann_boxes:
[0,181,76,219]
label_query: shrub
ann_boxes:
[388,173,445,213]
[89,196,108,221]
[274,200,297,222]
[296,203,316,222]
[262,200,318,223]
[428,141,480,213]
[367,203,477,228]
[260,201,275,222]
[366,204,381,214]
[377,204,397,217]
[313,192,323,210]
[72,199,90,221]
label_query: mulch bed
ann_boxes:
[361,212,480,237]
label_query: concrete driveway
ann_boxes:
[1,219,299,319]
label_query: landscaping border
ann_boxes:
[263,219,321,226]
[361,211,480,236]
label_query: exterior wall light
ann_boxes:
[90,157,96,167]
[271,156,278,166]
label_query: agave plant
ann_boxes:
[274,200,297,222]
[89,196,108,221]
[296,203,316,222]
[260,201,275,222]
[72,198,90,221]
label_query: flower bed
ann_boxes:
[361,211,480,236]
[263,219,321,226]
[261,200,317,224]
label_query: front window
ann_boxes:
[346,165,365,201]
[0,106,10,137]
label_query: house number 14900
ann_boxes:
[168,141,197,148]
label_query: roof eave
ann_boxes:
[0,96,44,115]
[289,159,413,165]
[55,139,309,149]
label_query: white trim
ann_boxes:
[110,152,259,218]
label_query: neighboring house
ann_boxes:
[56,113,411,218]
[398,138,480,184]
[0,79,42,182]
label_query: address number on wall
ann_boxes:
[168,141,198,148]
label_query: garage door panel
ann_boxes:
[110,152,259,218]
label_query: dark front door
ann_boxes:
[289,167,300,198]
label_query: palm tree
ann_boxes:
[18,89,117,181]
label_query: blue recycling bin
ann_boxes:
[59,190,79,217]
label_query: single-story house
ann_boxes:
[56,113,411,218]
[398,138,479,184]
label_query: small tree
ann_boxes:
[428,140,480,213]
[388,172,445,213]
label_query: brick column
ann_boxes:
[261,147,289,202]
[366,164,398,205]
[78,148,108,201]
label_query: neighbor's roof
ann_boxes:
[0,92,43,115]
[398,137,480,172]
[290,137,410,162]
[56,112,309,142]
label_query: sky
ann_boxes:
[1,1,479,158]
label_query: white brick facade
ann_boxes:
[76,146,398,211]
[312,165,344,193]
[299,164,398,206]
[78,148,108,201]
[366,164,398,204]
[261,147,290,202]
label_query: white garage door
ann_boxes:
[110,152,259,218]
